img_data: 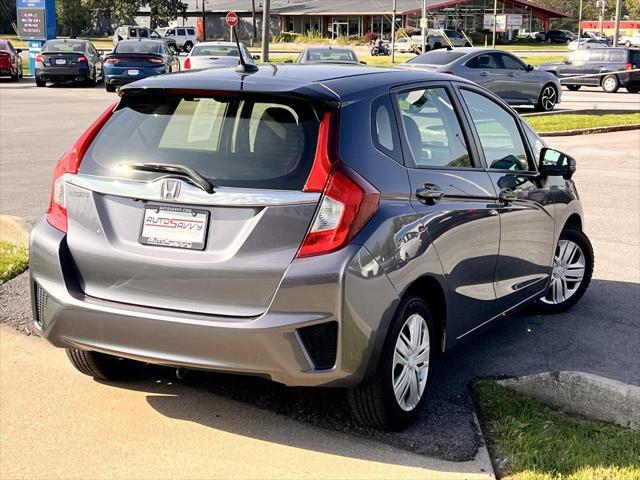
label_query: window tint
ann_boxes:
[139,29,149,38]
[306,48,357,62]
[167,29,175,35]
[590,50,606,62]
[128,28,137,37]
[397,88,471,168]
[461,90,530,171]
[371,95,398,157]
[467,53,499,69]
[192,45,239,56]
[115,41,160,54]
[608,49,625,62]
[80,95,320,191]
[406,50,466,65]
[187,28,195,35]
[499,53,525,70]
[177,28,186,36]
[42,40,86,53]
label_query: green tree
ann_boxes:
[56,0,90,37]
[625,0,640,19]
[148,0,187,28]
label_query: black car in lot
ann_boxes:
[540,47,640,93]
[36,39,103,87]
[535,30,575,44]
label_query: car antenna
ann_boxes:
[233,26,258,74]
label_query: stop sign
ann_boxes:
[226,11,238,28]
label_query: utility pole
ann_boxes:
[251,0,257,46]
[391,0,397,63]
[492,0,498,48]
[598,0,606,36]
[612,0,622,46]
[202,0,206,41]
[261,0,270,62]
[577,0,583,48]
[421,0,426,53]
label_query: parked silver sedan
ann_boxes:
[401,48,562,111]
[183,41,257,70]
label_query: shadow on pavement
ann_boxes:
[92,278,639,465]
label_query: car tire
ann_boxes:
[348,293,434,430]
[183,41,193,53]
[566,85,581,91]
[534,228,594,314]
[625,41,632,47]
[10,68,19,81]
[66,349,138,381]
[535,83,558,111]
[35,77,46,87]
[626,87,639,93]
[105,82,116,93]
[86,69,97,86]
[601,74,619,93]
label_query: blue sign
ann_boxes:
[17,0,56,41]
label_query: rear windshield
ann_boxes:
[406,50,466,65]
[192,44,239,57]
[115,41,162,54]
[307,49,357,62]
[80,95,320,190]
[43,40,85,53]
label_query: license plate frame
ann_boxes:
[139,205,209,251]
[55,58,67,65]
[127,69,139,76]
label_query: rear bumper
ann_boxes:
[29,216,399,387]
[36,66,87,81]
[619,72,640,88]
[105,68,165,85]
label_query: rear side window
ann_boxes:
[371,95,400,160]
[81,95,320,190]
[177,29,186,36]
[608,50,625,62]
[129,28,137,37]
[406,51,465,65]
[139,29,149,38]
[187,28,195,35]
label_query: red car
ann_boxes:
[0,39,23,81]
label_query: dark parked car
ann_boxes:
[104,39,180,92]
[294,46,364,64]
[402,48,562,110]
[540,47,640,93]
[0,39,22,81]
[30,65,593,430]
[35,39,103,87]
[535,29,575,44]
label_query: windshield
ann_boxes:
[80,94,320,190]
[115,41,162,54]
[406,51,466,65]
[306,49,357,62]
[192,45,240,57]
[43,40,85,53]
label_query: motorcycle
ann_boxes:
[370,43,390,56]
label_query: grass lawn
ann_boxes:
[0,241,29,284]
[526,112,640,133]
[473,380,640,480]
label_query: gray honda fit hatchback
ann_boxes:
[30,65,593,430]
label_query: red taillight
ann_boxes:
[78,55,88,63]
[35,54,43,62]
[297,111,379,258]
[104,58,116,65]
[148,57,164,64]
[625,63,633,70]
[296,165,379,258]
[46,103,117,232]
[184,57,191,69]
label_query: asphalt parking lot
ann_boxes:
[0,77,639,476]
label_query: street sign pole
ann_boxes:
[612,0,622,46]
[261,0,270,62]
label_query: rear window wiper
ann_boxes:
[128,163,215,194]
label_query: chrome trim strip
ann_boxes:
[455,288,547,340]
[65,174,321,207]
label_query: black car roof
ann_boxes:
[120,64,466,104]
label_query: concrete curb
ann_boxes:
[498,371,640,430]
[540,124,640,137]
[0,215,31,249]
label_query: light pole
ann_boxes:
[201,0,206,41]
[577,0,583,48]
[391,0,397,63]
[421,0,426,53]
[612,0,622,46]
[261,0,270,62]
[492,0,498,48]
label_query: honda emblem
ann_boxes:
[161,179,181,199]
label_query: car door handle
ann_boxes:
[480,71,489,76]
[416,184,445,204]
[508,72,516,77]
[499,188,518,205]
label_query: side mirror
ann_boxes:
[525,64,534,71]
[98,50,104,56]
[252,54,260,60]
[16,48,22,54]
[360,60,367,65]
[539,147,576,179]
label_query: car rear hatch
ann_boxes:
[64,90,331,317]
[105,53,165,71]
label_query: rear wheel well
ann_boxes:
[405,276,446,354]
[564,213,582,232]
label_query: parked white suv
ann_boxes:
[165,27,198,52]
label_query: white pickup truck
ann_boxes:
[619,33,640,47]
[410,29,470,52]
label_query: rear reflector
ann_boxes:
[184,57,191,69]
[148,58,164,64]
[78,55,88,63]
[46,103,117,232]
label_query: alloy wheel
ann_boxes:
[603,76,617,92]
[541,239,586,305]
[541,86,557,111]
[392,313,430,411]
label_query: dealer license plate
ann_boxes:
[139,206,209,250]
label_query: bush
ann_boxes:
[271,31,300,43]
[363,32,379,43]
